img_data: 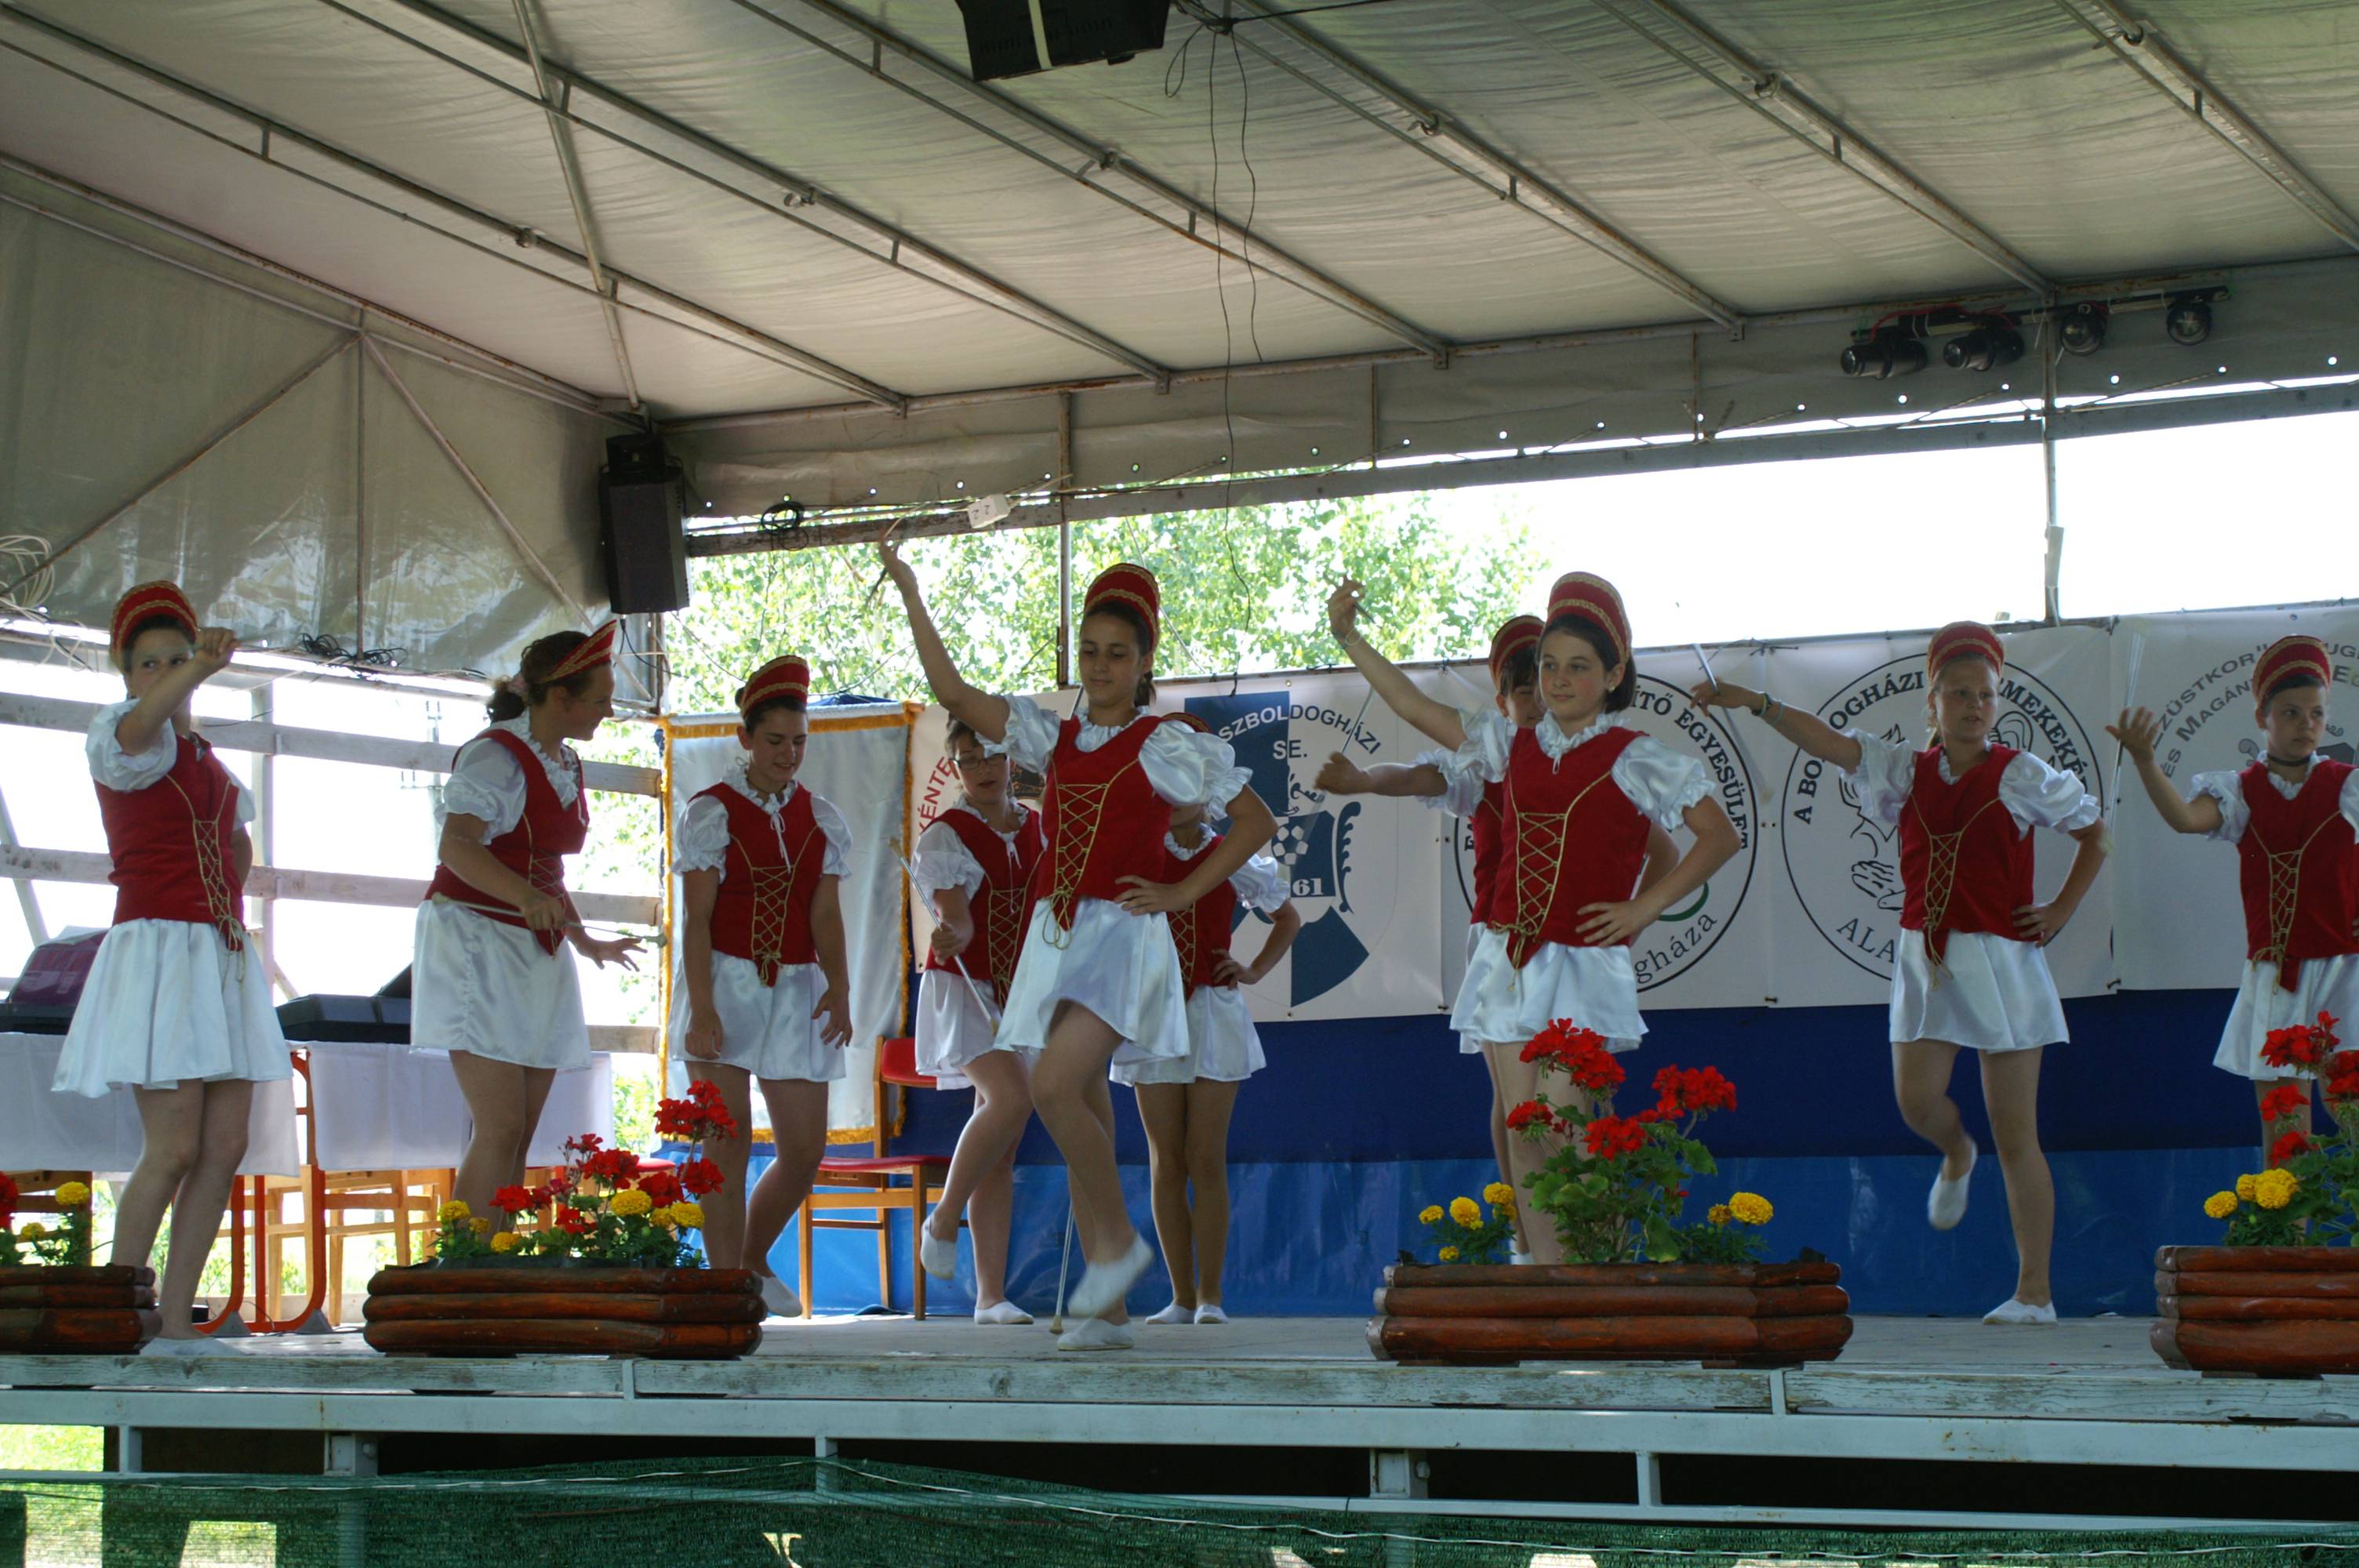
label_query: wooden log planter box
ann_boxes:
[1369,1261,1852,1367]
[2152,1246,2359,1376]
[362,1265,765,1358]
[0,1265,156,1353]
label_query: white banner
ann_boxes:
[892,604,2349,1022]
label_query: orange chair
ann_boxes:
[794,1037,951,1319]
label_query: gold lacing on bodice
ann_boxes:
[1499,773,1616,967]
[1911,795,2006,974]
[1040,759,1142,949]
[2249,812,2341,981]
[165,768,244,953]
[732,810,816,985]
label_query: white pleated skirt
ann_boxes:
[914,968,1034,1089]
[410,898,590,1071]
[1887,930,2066,1053]
[2213,953,2359,1080]
[1451,926,1643,1054]
[1456,923,1485,1056]
[991,898,1187,1069]
[666,955,848,1090]
[1114,985,1266,1087]
[53,920,291,1096]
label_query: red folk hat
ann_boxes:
[1487,615,1543,682]
[1544,572,1630,668]
[111,580,198,653]
[735,655,811,716]
[1082,563,1160,650]
[546,619,620,681]
[2255,634,2332,699]
[1925,621,2005,680]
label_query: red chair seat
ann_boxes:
[817,1154,948,1174]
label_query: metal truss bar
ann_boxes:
[1591,0,2055,292]
[736,0,1450,358]
[1190,0,1746,330]
[2052,0,2359,252]
[323,0,1173,382]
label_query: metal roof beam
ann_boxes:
[1591,0,2055,292]
[1188,0,1746,331]
[0,6,907,409]
[321,0,1176,383]
[736,0,1452,358]
[2052,0,2359,253]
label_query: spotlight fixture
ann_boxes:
[1942,321,2024,373]
[2058,302,2108,357]
[2165,292,2214,346]
[1840,328,1926,379]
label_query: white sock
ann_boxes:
[1055,1317,1136,1352]
[1193,1303,1228,1325]
[1143,1301,1193,1325]
[973,1300,1034,1326]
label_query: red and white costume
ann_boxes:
[990,562,1251,1068]
[1113,833,1289,1087]
[1415,616,1540,1056]
[1448,577,1707,1052]
[1841,623,2099,1053]
[2191,637,2359,1079]
[412,623,616,1071]
[56,584,289,1094]
[910,789,1042,1088]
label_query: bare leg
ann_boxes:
[2255,1076,2314,1166]
[743,1078,832,1279]
[1484,1040,1570,1265]
[686,1063,754,1269]
[1029,1001,1132,1326]
[155,1081,253,1337]
[449,1053,533,1216]
[507,1066,558,1192]
[1891,1038,1975,1178]
[1134,1083,1194,1310]
[1181,1079,1241,1308]
[116,1085,203,1276]
[1979,1047,2054,1308]
[1481,1051,1528,1253]
[922,1050,1036,1276]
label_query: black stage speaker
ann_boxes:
[955,0,1171,82]
[598,433,689,615]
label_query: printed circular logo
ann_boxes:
[2139,637,2356,779]
[1779,655,2104,980]
[1445,674,1758,992]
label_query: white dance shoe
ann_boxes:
[1067,1233,1154,1319]
[1927,1145,1977,1231]
[1054,1317,1136,1352]
[1983,1298,2058,1326]
[972,1300,1034,1326]
[919,1224,959,1281]
[758,1276,805,1319]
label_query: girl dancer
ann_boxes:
[1317,614,1677,1262]
[1118,736,1299,1327]
[673,657,854,1318]
[881,542,1275,1350]
[416,623,641,1219]
[56,583,291,1348]
[1329,579,1733,1265]
[912,717,1045,1325]
[1697,622,2106,1324]
[2110,635,2356,1156]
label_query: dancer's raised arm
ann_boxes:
[880,540,1009,741]
[1328,578,1464,750]
[1689,676,1863,774]
[2106,707,2223,836]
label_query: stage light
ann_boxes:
[2058,303,2107,357]
[2165,294,2213,346]
[1942,323,2023,373]
[1840,329,1925,379]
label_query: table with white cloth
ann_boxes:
[306,1044,613,1172]
[0,1032,300,1176]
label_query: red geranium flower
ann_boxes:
[2259,1083,2309,1123]
[490,1185,537,1214]
[1651,1065,1739,1120]
[1504,1101,1557,1135]
[2271,1129,2313,1165]
[0,1171,16,1228]
[637,1171,683,1209]
[563,1132,604,1156]
[1582,1115,1648,1161]
[678,1157,725,1197]
[2327,1051,2359,1102]
[553,1205,594,1234]
[582,1148,641,1185]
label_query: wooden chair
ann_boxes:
[794,1037,950,1319]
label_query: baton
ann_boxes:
[1693,643,1766,833]
[892,851,1002,1025]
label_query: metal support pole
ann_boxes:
[1056,392,1074,689]
[2042,321,2064,622]
[250,686,278,1000]
[0,781,49,946]
[1635,1450,1664,1509]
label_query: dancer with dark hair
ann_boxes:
[415,622,642,1219]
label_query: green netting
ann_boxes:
[5,1457,2355,1568]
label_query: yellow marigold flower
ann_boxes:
[438,1200,471,1223]
[1482,1181,1515,1207]
[1707,1204,1733,1227]
[471,1218,493,1235]
[609,1189,655,1218]
[668,1202,705,1229]
[2234,1173,2259,1202]
[1438,1246,1460,1262]
[489,1232,522,1254]
[53,1181,90,1207]
[2202,1191,2239,1220]
[1417,1204,1445,1225]
[1448,1196,1481,1227]
[2254,1168,2299,1210]
[1728,1192,1773,1226]
[18,1222,47,1240]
